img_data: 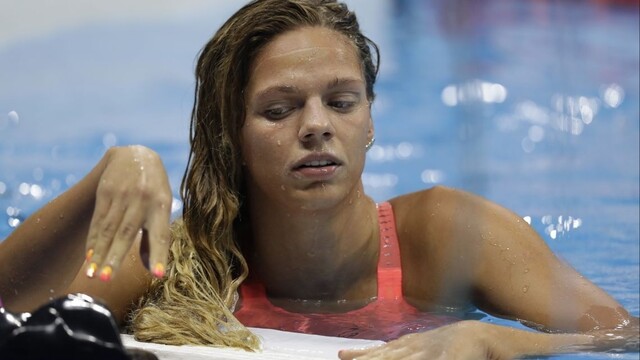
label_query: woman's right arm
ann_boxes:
[0,145,172,323]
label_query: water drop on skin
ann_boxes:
[276,140,282,146]
[522,285,529,293]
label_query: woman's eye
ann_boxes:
[263,106,293,120]
[329,100,356,112]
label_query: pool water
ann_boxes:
[0,1,638,359]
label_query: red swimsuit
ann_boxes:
[234,202,457,341]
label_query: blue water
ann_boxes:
[0,1,638,358]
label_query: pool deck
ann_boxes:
[122,328,384,360]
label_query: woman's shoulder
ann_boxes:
[388,185,475,221]
[386,185,503,255]
[385,186,480,308]
[385,185,465,254]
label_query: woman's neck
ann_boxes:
[243,189,379,306]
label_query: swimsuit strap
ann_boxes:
[376,202,403,301]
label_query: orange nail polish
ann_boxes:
[99,266,113,282]
[85,249,94,262]
[152,263,165,278]
[86,263,98,278]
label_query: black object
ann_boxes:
[0,293,157,360]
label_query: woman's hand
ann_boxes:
[84,145,172,281]
[338,321,593,360]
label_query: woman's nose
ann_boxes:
[298,98,334,145]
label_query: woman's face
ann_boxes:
[241,26,373,211]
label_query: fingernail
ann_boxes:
[86,263,98,278]
[85,249,94,262]
[99,266,113,282]
[152,263,165,278]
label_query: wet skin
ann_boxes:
[239,27,380,307]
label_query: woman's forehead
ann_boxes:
[259,27,353,56]
[248,27,363,90]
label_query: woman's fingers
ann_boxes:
[144,197,171,278]
[338,344,383,359]
[98,201,147,281]
[83,145,173,281]
[86,196,125,279]
[338,348,369,359]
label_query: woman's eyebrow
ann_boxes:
[254,85,299,100]
[252,78,363,100]
[327,77,364,89]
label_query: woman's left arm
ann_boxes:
[451,187,635,333]
[340,186,638,359]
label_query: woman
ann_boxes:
[0,0,637,358]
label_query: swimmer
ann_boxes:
[0,1,637,359]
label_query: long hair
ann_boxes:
[129,0,379,350]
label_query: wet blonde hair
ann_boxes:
[129,0,379,350]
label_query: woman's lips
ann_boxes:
[291,154,342,180]
[293,163,340,179]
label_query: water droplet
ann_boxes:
[35,218,41,223]
[7,110,19,124]
[276,140,282,146]
[524,268,530,274]
[49,289,54,294]
[522,285,529,293]
[103,133,117,148]
[280,185,286,191]
[8,218,21,227]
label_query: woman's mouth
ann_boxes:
[292,156,341,180]
[299,160,337,168]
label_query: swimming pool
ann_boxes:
[0,0,638,359]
